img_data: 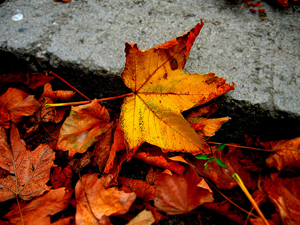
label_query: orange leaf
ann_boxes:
[120,20,234,155]
[27,72,54,89]
[133,147,185,175]
[0,124,55,201]
[187,107,230,137]
[4,188,72,224]
[118,176,156,201]
[259,137,300,171]
[0,88,40,125]
[259,173,300,225]
[154,166,214,215]
[75,173,136,225]
[57,99,113,157]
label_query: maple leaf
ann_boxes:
[4,188,72,224]
[259,173,300,225]
[258,137,300,172]
[75,173,136,225]
[57,99,113,157]
[154,166,214,215]
[0,88,40,126]
[0,124,55,202]
[120,20,234,155]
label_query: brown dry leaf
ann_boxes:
[259,173,300,225]
[133,147,185,175]
[4,188,72,225]
[192,146,257,190]
[154,166,214,215]
[0,87,40,125]
[127,209,155,225]
[259,137,300,171]
[51,216,74,225]
[75,173,136,225]
[50,165,73,189]
[118,176,156,202]
[0,72,29,85]
[57,99,113,157]
[0,107,10,129]
[0,124,55,202]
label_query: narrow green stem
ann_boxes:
[232,173,269,225]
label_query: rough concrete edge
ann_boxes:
[1,48,300,143]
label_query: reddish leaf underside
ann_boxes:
[154,166,214,215]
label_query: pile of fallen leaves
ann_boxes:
[0,21,300,225]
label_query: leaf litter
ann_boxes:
[0,20,299,225]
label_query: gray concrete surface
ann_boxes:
[0,0,299,116]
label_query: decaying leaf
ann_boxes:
[50,165,73,189]
[120,20,234,155]
[4,188,72,224]
[0,88,40,126]
[259,137,300,171]
[57,99,113,157]
[154,166,214,215]
[0,124,55,202]
[75,173,136,225]
[259,173,300,225]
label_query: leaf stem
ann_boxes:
[207,141,299,153]
[16,195,24,225]
[49,71,91,101]
[232,173,269,225]
[45,92,133,108]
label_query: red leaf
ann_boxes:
[50,165,73,189]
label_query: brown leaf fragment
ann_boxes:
[0,107,10,129]
[50,165,73,189]
[4,188,72,225]
[154,166,214,215]
[118,176,156,201]
[259,173,300,225]
[127,209,155,225]
[0,124,55,202]
[75,173,136,225]
[57,99,113,157]
[0,72,29,85]
[51,216,74,225]
[0,88,40,124]
[259,137,300,171]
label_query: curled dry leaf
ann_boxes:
[154,166,214,215]
[120,20,234,155]
[259,137,300,171]
[259,173,300,225]
[0,88,40,126]
[57,99,113,157]
[75,173,136,225]
[4,188,73,225]
[0,124,55,202]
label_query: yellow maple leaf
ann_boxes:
[120,20,234,155]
